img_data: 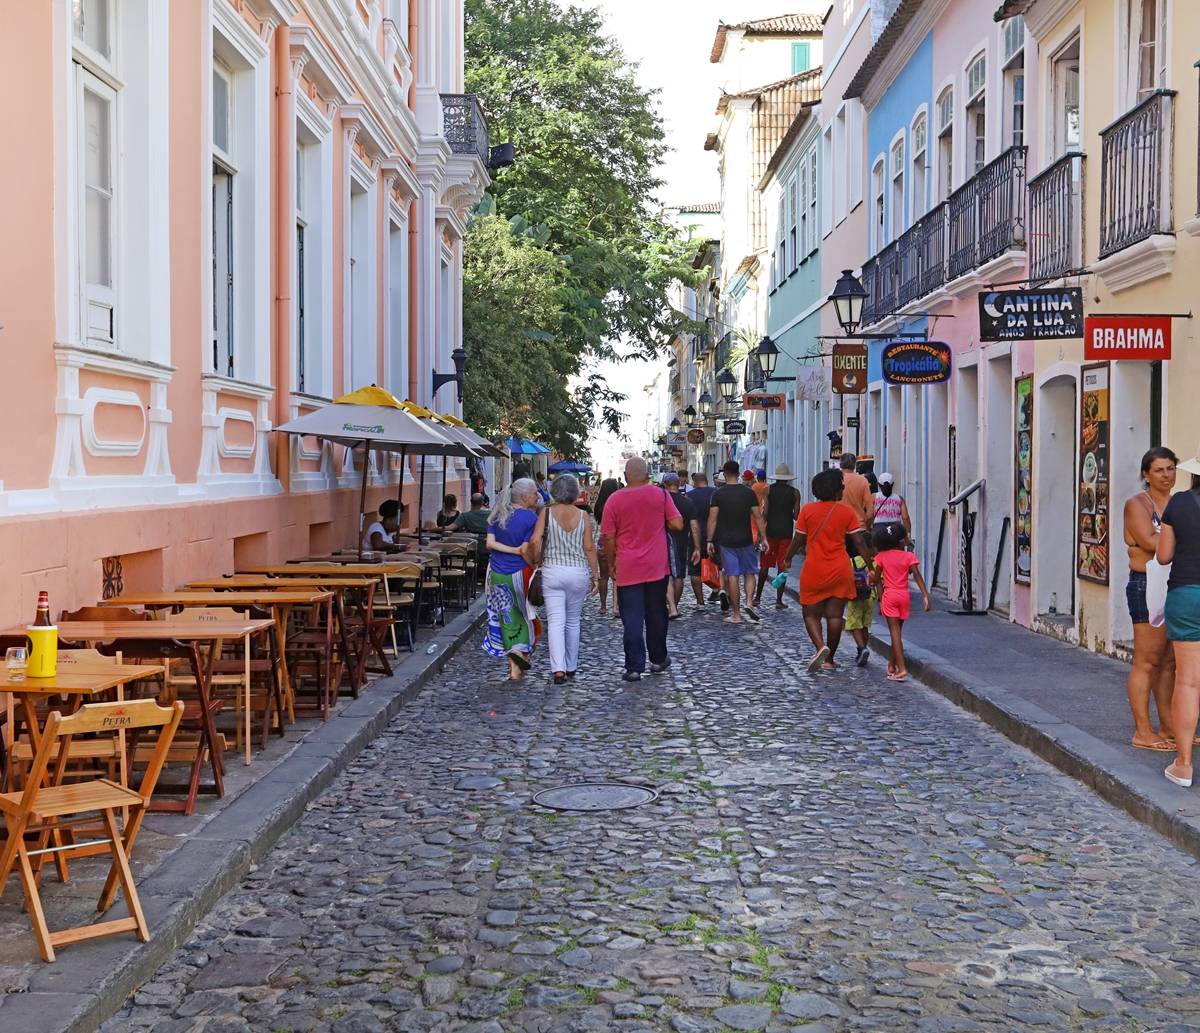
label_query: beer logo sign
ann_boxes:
[881,341,952,385]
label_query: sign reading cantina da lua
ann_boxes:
[977,288,1084,341]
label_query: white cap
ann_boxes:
[878,472,895,485]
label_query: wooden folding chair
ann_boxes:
[0,698,184,962]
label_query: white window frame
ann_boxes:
[77,69,118,348]
[1047,30,1082,159]
[386,204,410,400]
[1119,0,1169,107]
[871,155,886,253]
[788,173,799,275]
[847,100,864,209]
[889,132,905,239]
[806,145,818,256]
[210,5,272,385]
[295,93,334,399]
[348,157,378,394]
[821,126,834,236]
[964,51,987,176]
[833,105,848,223]
[910,107,928,221]
[935,83,955,201]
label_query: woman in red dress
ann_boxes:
[785,469,871,672]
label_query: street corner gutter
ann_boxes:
[38,599,488,1033]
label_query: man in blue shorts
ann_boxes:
[706,460,768,624]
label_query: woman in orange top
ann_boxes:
[784,468,871,672]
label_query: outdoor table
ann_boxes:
[2,619,274,814]
[100,591,332,753]
[0,661,166,870]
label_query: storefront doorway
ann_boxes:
[985,352,1013,614]
[1035,370,1077,624]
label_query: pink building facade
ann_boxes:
[0,0,488,625]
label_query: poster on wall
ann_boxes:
[1077,363,1110,585]
[1014,376,1033,585]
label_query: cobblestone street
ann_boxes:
[105,598,1200,1033]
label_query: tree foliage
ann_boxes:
[462,0,702,456]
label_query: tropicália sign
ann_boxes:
[881,341,952,385]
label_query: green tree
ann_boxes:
[464,0,702,454]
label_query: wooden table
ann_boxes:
[100,592,332,754]
[0,661,166,870]
[3,620,274,813]
[239,562,427,576]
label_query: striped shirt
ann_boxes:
[544,509,589,568]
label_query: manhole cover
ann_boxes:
[532,782,659,812]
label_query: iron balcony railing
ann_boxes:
[441,94,490,164]
[715,331,733,371]
[862,147,1026,325]
[669,369,681,397]
[1099,89,1174,259]
[743,349,764,392]
[1028,151,1085,281]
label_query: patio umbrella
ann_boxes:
[505,436,551,456]
[395,401,486,531]
[547,460,592,474]
[274,386,469,557]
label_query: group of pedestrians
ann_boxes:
[1120,445,1200,790]
[481,449,934,687]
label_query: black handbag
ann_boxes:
[525,513,550,607]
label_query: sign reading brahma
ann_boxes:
[881,341,952,385]
[1084,315,1171,360]
[978,288,1084,341]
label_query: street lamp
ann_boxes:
[755,336,779,378]
[717,367,738,405]
[431,346,469,402]
[669,416,681,433]
[683,404,697,424]
[828,269,868,336]
[697,390,714,416]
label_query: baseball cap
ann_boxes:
[878,472,895,485]
[742,470,754,481]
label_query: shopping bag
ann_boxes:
[700,557,721,590]
[1147,557,1170,628]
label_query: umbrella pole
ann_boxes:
[417,453,427,543]
[440,455,448,526]
[356,440,370,561]
[396,444,408,510]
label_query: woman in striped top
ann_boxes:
[531,475,600,684]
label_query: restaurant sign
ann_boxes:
[722,419,747,435]
[832,343,868,394]
[1084,315,1171,360]
[686,428,706,445]
[742,393,786,411]
[977,287,1084,341]
[881,340,952,385]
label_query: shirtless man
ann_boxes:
[1123,446,1179,750]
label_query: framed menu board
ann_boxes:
[1077,363,1110,584]
[1014,376,1032,585]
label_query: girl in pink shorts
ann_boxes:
[872,525,932,681]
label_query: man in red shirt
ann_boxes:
[601,457,684,681]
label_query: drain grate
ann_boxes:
[532,782,659,812]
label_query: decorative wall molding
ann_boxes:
[197,374,281,497]
[81,388,147,457]
[1093,234,1176,293]
[289,24,355,108]
[288,393,338,493]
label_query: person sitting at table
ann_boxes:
[362,500,408,554]
[436,494,460,529]
[451,493,491,553]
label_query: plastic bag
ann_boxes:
[1147,557,1170,628]
[700,557,721,590]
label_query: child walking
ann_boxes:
[872,525,931,681]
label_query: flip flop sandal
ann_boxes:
[806,646,830,673]
[886,671,908,682]
[1132,738,1176,752]
[508,650,532,671]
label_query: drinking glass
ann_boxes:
[6,646,28,675]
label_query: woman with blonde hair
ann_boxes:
[484,478,540,680]
[530,475,600,684]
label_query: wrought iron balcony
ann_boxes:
[1028,151,1085,281]
[1099,89,1174,259]
[715,331,733,371]
[441,94,490,164]
[743,349,765,392]
[862,147,1025,325]
[669,369,681,397]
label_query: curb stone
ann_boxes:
[867,625,1200,863]
[1,599,487,1033]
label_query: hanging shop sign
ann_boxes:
[686,428,706,445]
[881,340,952,385]
[722,419,747,436]
[742,392,786,411]
[1083,315,1172,361]
[796,366,832,403]
[1077,363,1110,585]
[977,287,1084,341]
[846,415,860,429]
[1013,376,1033,585]
[832,344,868,394]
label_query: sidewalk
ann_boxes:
[867,596,1200,860]
[0,600,486,1033]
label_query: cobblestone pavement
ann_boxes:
[104,597,1200,1033]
